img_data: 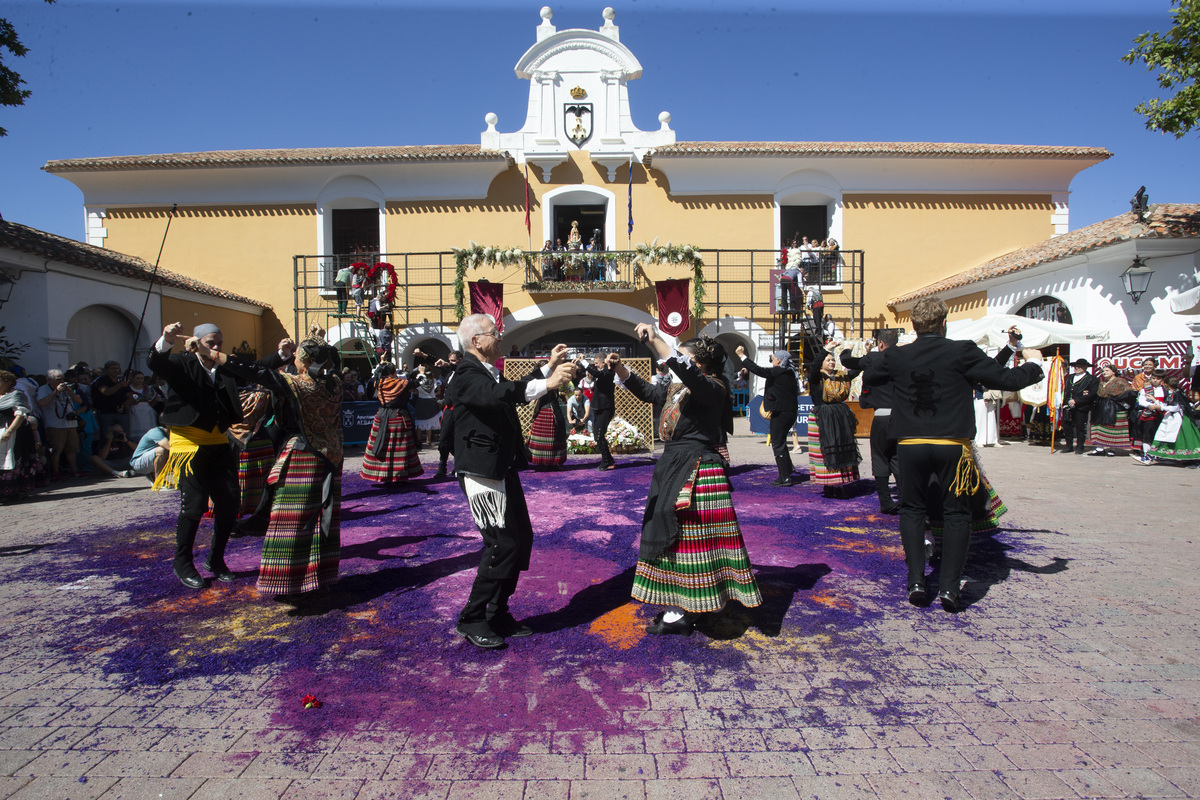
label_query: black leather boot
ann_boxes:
[875,477,899,514]
[174,516,204,589]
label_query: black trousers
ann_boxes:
[457,471,534,636]
[1064,406,1090,452]
[897,443,973,596]
[868,413,898,479]
[593,407,614,465]
[175,443,238,575]
[769,409,797,478]
[438,407,456,464]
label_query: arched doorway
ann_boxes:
[66,305,138,369]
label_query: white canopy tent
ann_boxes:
[1167,286,1200,316]
[946,314,1110,348]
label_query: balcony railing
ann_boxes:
[523,249,642,290]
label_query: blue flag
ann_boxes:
[627,157,634,239]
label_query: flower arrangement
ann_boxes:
[365,262,398,305]
[567,417,648,454]
[452,242,526,318]
[632,238,706,318]
[525,280,634,293]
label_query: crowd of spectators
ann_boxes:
[0,359,172,502]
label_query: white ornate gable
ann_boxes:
[481,7,675,180]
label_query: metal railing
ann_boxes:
[523,250,642,288]
[294,248,864,352]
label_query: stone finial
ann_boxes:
[600,7,618,39]
[538,6,556,40]
[485,113,499,131]
[658,111,672,130]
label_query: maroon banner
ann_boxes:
[656,278,690,336]
[469,281,505,333]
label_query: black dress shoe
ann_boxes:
[645,615,694,636]
[938,590,960,612]
[490,616,533,638]
[459,630,506,649]
[907,584,927,606]
[769,477,794,487]
[204,561,236,583]
[880,503,900,515]
[175,569,205,590]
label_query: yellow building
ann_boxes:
[44,7,1108,365]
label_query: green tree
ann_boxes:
[1124,0,1200,138]
[0,1,55,138]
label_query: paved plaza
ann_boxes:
[1,420,1198,800]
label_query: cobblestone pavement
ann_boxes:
[1,419,1198,800]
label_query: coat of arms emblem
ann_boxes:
[564,103,593,147]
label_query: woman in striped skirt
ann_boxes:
[808,351,862,498]
[615,324,761,637]
[1084,364,1134,457]
[525,361,568,469]
[361,365,423,484]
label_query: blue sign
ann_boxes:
[341,401,380,445]
[748,395,812,435]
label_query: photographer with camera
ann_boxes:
[92,360,134,437]
[87,423,136,479]
[37,369,83,481]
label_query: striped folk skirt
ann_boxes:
[930,475,1008,535]
[808,414,860,486]
[361,410,423,483]
[257,449,340,595]
[1089,409,1131,450]
[632,461,762,613]
[527,405,566,467]
[237,437,274,517]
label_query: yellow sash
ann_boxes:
[898,437,979,497]
[151,425,228,491]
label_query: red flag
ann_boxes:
[524,163,531,235]
[656,278,690,336]
[469,281,505,334]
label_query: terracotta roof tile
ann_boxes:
[646,141,1111,163]
[888,203,1200,307]
[0,218,271,308]
[44,144,509,172]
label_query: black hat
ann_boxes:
[1071,358,1091,369]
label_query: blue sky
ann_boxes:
[0,0,1193,243]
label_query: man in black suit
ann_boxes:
[433,350,462,479]
[582,352,619,470]
[840,331,899,512]
[877,298,1042,611]
[1063,358,1099,455]
[447,314,576,649]
[735,346,799,487]
[149,321,292,589]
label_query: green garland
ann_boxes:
[632,239,707,320]
[452,242,526,319]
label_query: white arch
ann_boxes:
[774,169,844,248]
[698,317,768,360]
[541,185,618,251]
[395,322,459,362]
[315,174,388,258]
[504,298,677,349]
